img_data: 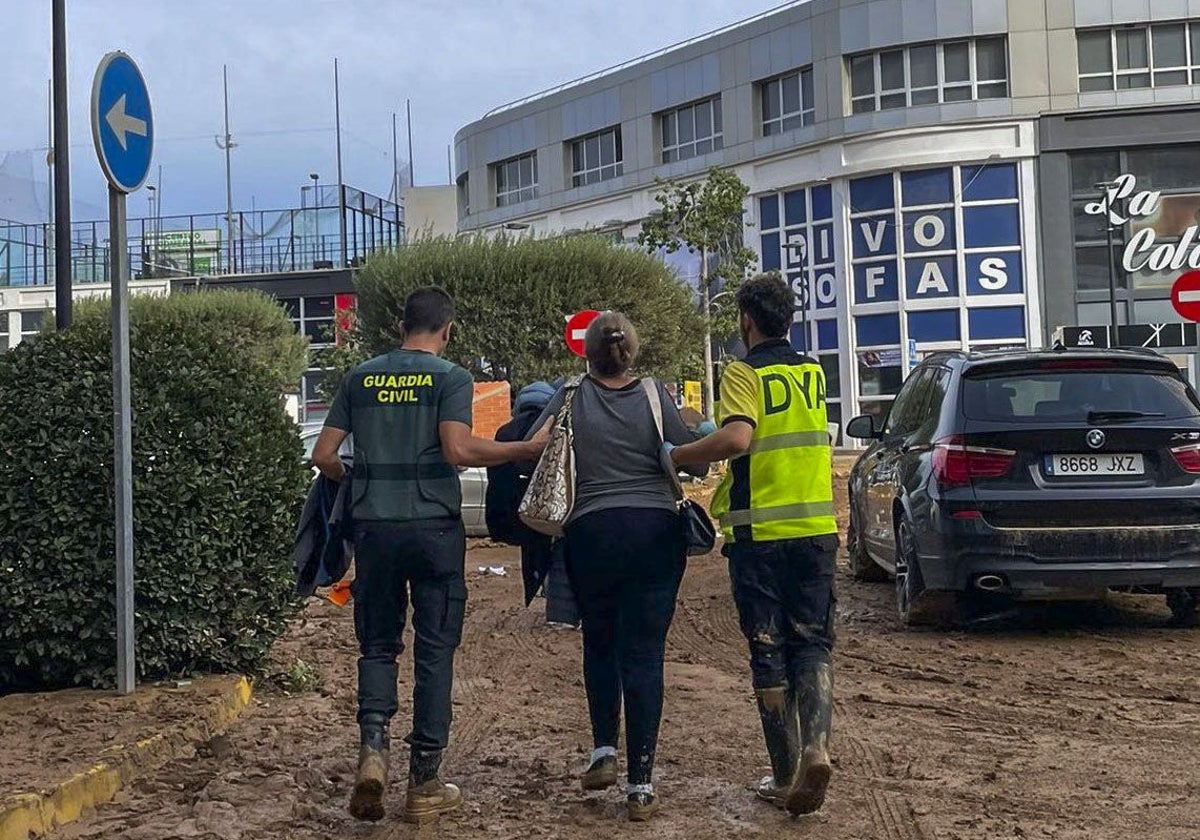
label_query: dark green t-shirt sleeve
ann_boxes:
[439,367,474,427]
[324,375,352,431]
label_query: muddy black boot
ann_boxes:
[403,749,463,825]
[786,663,834,816]
[754,686,800,807]
[349,714,390,821]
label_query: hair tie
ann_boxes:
[604,329,625,345]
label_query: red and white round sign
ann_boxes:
[564,310,600,357]
[1172,271,1200,322]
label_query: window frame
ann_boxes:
[279,295,336,348]
[848,38,1009,114]
[494,151,539,208]
[760,66,817,136]
[1077,22,1200,92]
[660,96,724,164]
[570,127,624,188]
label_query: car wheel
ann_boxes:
[1166,589,1199,628]
[895,516,958,628]
[848,499,888,583]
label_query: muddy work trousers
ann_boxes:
[565,507,685,787]
[727,534,838,690]
[352,519,467,753]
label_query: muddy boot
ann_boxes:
[627,789,660,822]
[403,749,463,825]
[349,714,390,822]
[786,663,834,817]
[581,748,619,791]
[754,686,799,808]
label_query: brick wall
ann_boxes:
[473,381,512,440]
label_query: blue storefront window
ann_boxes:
[854,260,900,303]
[784,190,807,226]
[963,205,1021,248]
[965,253,1023,295]
[759,195,780,232]
[968,306,1026,341]
[902,209,957,253]
[817,317,839,350]
[761,232,781,272]
[908,310,961,342]
[812,183,833,219]
[851,215,897,259]
[850,174,895,212]
[856,313,902,346]
[901,168,953,206]
[961,163,1019,202]
[904,256,958,299]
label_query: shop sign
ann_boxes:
[1086,174,1200,282]
[1056,322,1198,350]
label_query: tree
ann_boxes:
[638,167,757,418]
[322,233,706,396]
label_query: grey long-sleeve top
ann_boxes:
[528,376,708,524]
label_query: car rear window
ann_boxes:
[962,368,1200,423]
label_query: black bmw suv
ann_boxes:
[845,347,1200,627]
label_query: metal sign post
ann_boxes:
[91,51,153,695]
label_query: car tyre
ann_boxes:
[848,499,888,583]
[895,516,958,628]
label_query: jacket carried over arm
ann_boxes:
[292,461,354,597]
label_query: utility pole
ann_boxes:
[406,99,415,188]
[392,112,400,202]
[52,0,72,328]
[334,59,348,267]
[216,66,236,273]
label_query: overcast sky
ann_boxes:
[4,1,788,222]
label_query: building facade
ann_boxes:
[454,0,1200,434]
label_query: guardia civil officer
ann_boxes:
[668,274,838,816]
[313,287,546,824]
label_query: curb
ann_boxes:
[0,675,253,840]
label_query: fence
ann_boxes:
[0,184,403,287]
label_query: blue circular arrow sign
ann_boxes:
[91,52,154,193]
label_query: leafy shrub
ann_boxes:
[333,234,706,391]
[0,291,309,690]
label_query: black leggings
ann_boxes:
[565,507,684,786]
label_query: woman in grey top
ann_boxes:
[531,311,706,822]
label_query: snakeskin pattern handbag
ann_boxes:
[518,378,582,537]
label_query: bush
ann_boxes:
[0,291,310,690]
[340,234,706,389]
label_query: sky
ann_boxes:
[2,1,791,224]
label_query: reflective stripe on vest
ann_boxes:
[712,358,837,544]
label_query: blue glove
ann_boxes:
[661,441,676,457]
[697,420,717,438]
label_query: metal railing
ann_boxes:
[0,184,403,287]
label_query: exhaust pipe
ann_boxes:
[975,575,1006,592]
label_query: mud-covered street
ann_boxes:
[53,505,1200,840]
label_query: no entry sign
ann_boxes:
[1172,271,1200,322]
[565,310,600,357]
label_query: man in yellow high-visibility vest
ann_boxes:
[669,274,837,816]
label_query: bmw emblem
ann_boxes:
[1086,429,1106,450]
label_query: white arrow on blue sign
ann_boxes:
[91,52,153,194]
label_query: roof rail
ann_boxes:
[480,0,812,119]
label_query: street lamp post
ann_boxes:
[146,185,156,277]
[1096,181,1122,344]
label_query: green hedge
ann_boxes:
[0,291,309,690]
[338,234,706,389]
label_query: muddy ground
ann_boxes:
[34,471,1200,840]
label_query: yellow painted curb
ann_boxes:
[0,676,253,840]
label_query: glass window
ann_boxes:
[1075,245,1126,291]
[762,67,816,135]
[910,45,938,88]
[850,55,876,100]
[495,152,538,207]
[884,369,933,436]
[1152,24,1187,67]
[1116,28,1149,70]
[1078,30,1113,75]
[21,311,45,336]
[0,313,8,349]
[913,369,951,442]
[571,128,623,188]
[943,42,971,83]
[1126,147,1200,191]
[880,50,906,91]
[963,370,1200,423]
[762,79,781,125]
[820,354,841,400]
[1069,152,1121,196]
[976,37,1007,81]
[859,399,894,424]
[661,97,722,163]
[858,355,905,397]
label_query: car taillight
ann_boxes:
[1171,444,1200,474]
[933,436,1016,486]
